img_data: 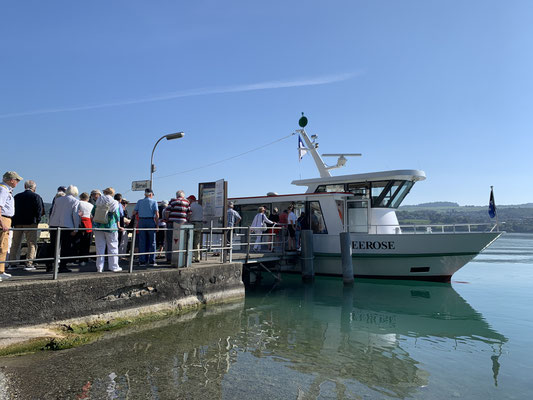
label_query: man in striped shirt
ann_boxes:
[164,190,191,263]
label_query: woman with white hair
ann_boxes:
[48,185,80,273]
[251,206,275,252]
[91,187,123,273]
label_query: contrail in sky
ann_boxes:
[0,71,361,119]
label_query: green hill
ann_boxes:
[398,203,533,233]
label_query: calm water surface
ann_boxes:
[1,233,532,399]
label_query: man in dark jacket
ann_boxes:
[9,180,45,270]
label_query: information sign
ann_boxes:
[131,180,150,191]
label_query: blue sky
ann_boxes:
[1,0,531,206]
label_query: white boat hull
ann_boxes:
[294,232,502,281]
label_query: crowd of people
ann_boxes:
[0,171,207,282]
[250,204,308,252]
[0,170,307,283]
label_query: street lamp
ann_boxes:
[150,132,184,190]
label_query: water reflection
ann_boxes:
[0,278,507,399]
[240,277,507,398]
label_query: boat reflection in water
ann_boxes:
[0,278,507,399]
[240,277,507,398]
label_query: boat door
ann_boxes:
[347,199,369,233]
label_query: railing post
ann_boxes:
[245,227,251,263]
[281,227,286,257]
[219,228,224,263]
[129,228,136,273]
[229,227,233,262]
[185,225,190,264]
[53,227,61,280]
[208,221,213,253]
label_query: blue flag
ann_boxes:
[488,187,496,218]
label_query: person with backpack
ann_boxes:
[91,187,123,273]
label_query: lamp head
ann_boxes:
[165,132,184,140]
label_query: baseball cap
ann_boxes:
[3,171,23,181]
[187,195,196,202]
[57,186,67,192]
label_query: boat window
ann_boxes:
[270,202,305,223]
[389,181,414,208]
[371,181,390,207]
[371,180,413,208]
[347,183,368,197]
[237,204,269,227]
[383,181,403,207]
[315,184,346,193]
[347,200,368,232]
[309,201,327,234]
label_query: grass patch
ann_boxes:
[0,305,202,357]
[0,338,52,357]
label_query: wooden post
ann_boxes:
[340,232,354,284]
[300,229,314,282]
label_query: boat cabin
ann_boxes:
[230,169,426,236]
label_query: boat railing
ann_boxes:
[363,223,499,234]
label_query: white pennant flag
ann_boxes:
[298,135,307,161]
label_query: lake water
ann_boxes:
[0,233,532,399]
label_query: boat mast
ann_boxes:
[296,114,362,178]
[296,128,331,178]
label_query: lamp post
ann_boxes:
[150,132,184,190]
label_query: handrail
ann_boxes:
[1,224,291,282]
[353,222,499,234]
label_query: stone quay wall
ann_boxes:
[0,263,244,329]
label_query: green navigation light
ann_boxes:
[299,112,308,128]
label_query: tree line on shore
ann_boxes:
[397,203,533,233]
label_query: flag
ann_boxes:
[298,135,307,161]
[488,187,496,218]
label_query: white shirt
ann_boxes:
[288,211,297,226]
[78,201,94,218]
[0,183,14,217]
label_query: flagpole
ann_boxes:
[491,185,499,232]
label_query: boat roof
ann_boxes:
[291,169,426,187]
[229,192,351,201]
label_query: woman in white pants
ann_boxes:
[251,206,275,252]
[91,187,123,272]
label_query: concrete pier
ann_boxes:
[0,263,244,330]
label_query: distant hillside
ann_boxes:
[408,201,459,208]
[398,202,533,233]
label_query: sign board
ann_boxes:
[199,179,228,221]
[131,180,150,191]
[214,179,225,218]
[198,179,228,254]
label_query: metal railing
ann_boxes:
[1,224,293,281]
[359,222,499,234]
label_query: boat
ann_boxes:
[229,116,502,282]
